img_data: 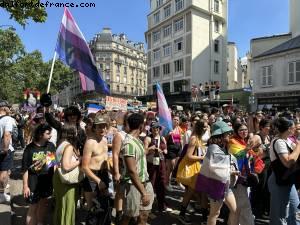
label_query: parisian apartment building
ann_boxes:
[146,0,228,95]
[89,28,147,97]
[248,0,300,110]
[227,42,249,90]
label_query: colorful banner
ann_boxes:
[105,96,127,111]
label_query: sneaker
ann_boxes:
[162,207,173,213]
[178,214,192,225]
[166,185,174,192]
[186,204,195,213]
[0,193,11,203]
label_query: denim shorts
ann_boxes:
[0,150,13,171]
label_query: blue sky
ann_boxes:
[0,0,289,61]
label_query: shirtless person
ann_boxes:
[82,114,109,209]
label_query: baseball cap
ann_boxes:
[93,115,109,125]
[151,122,161,129]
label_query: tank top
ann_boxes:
[56,141,77,167]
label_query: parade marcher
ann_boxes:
[199,83,204,97]
[178,120,209,224]
[228,123,255,225]
[82,114,109,210]
[53,124,82,225]
[268,118,300,225]
[22,124,56,225]
[44,104,87,153]
[251,119,272,218]
[200,121,238,225]
[120,113,154,225]
[112,112,132,225]
[0,100,15,203]
[165,116,182,190]
[144,122,170,213]
[247,111,264,135]
[15,113,26,149]
[183,115,200,147]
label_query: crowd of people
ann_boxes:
[0,98,300,225]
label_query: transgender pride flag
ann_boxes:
[55,7,109,94]
[156,83,172,136]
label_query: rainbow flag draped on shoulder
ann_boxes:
[156,83,172,136]
[55,7,109,94]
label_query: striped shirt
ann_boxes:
[121,134,149,183]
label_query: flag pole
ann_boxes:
[47,51,57,93]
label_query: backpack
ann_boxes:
[0,115,19,144]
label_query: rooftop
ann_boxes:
[254,34,300,58]
[251,33,291,41]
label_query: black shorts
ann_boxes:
[83,169,109,193]
[0,150,14,171]
[165,144,181,160]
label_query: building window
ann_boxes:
[153,66,160,78]
[163,63,170,75]
[163,24,172,38]
[106,74,110,81]
[162,82,170,94]
[262,66,272,86]
[214,60,219,74]
[174,18,184,32]
[131,77,134,85]
[131,87,134,94]
[214,40,219,53]
[288,61,300,84]
[175,0,184,12]
[117,85,120,92]
[174,59,183,73]
[154,11,160,24]
[156,0,163,7]
[153,31,161,43]
[116,64,120,73]
[124,76,127,83]
[116,74,120,82]
[124,67,127,74]
[214,20,219,33]
[174,80,182,92]
[164,4,171,18]
[124,86,127,93]
[153,49,160,61]
[174,38,183,52]
[163,43,171,57]
[214,0,219,12]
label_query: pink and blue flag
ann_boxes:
[156,83,172,136]
[55,7,109,94]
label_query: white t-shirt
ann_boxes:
[270,138,292,162]
[0,116,15,152]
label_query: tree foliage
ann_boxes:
[0,29,73,103]
[1,0,47,26]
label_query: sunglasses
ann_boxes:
[238,128,248,132]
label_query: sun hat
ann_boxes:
[211,121,233,136]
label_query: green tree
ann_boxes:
[1,0,47,26]
[0,29,73,103]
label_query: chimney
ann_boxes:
[290,0,300,37]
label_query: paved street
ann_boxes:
[0,150,269,225]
